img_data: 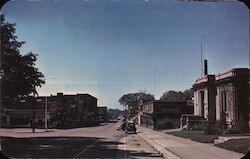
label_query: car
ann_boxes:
[125,122,137,134]
[121,122,127,131]
[116,122,127,131]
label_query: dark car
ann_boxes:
[115,122,127,131]
[125,122,137,134]
[121,122,127,131]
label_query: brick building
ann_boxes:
[97,106,108,122]
[193,68,249,132]
[1,93,98,128]
[138,100,193,129]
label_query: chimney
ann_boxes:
[204,59,208,76]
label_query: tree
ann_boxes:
[183,88,193,100]
[118,91,155,118]
[159,90,184,101]
[160,89,193,101]
[0,14,45,109]
[107,108,122,119]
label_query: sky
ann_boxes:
[1,0,249,109]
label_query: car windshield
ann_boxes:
[128,123,134,127]
[1,0,249,159]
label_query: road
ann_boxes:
[0,122,163,158]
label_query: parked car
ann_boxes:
[121,122,127,131]
[125,122,137,134]
[116,122,127,131]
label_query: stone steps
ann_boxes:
[214,136,250,145]
[214,137,230,144]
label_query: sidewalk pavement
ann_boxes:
[137,126,245,159]
[0,128,64,138]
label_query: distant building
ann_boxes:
[1,93,98,128]
[97,106,108,122]
[193,68,249,132]
[138,100,193,129]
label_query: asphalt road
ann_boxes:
[1,122,163,158]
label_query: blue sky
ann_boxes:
[2,0,249,109]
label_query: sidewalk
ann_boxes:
[0,128,64,138]
[137,126,245,159]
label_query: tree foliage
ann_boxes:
[107,108,122,119]
[1,14,45,108]
[160,89,193,101]
[118,91,155,118]
[183,88,194,100]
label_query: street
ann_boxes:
[0,122,163,159]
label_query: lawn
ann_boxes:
[166,131,250,154]
[216,138,250,154]
[166,130,218,143]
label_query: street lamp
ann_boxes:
[43,77,55,131]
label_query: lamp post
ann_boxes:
[43,77,55,131]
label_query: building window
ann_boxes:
[198,91,205,117]
[221,91,227,112]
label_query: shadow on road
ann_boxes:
[1,136,161,158]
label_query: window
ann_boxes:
[221,91,227,112]
[198,91,205,117]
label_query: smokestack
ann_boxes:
[204,59,208,76]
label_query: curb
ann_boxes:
[138,132,180,159]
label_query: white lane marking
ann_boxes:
[73,139,100,158]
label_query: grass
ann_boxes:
[216,138,250,154]
[167,130,218,143]
[167,130,250,154]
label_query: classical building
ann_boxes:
[193,67,249,132]
[1,93,98,128]
[138,100,193,129]
[193,75,216,123]
[215,68,249,131]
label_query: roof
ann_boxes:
[143,100,187,105]
[194,75,215,85]
[215,68,249,81]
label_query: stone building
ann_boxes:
[215,68,249,131]
[193,75,216,121]
[193,68,249,132]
